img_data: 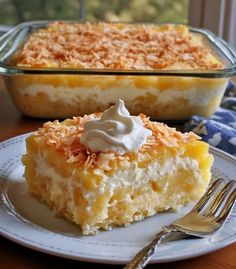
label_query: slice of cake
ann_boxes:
[22,100,213,234]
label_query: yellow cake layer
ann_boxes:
[9,75,227,90]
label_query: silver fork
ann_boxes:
[124,178,236,269]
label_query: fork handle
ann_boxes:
[123,227,175,269]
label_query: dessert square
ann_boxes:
[22,101,213,234]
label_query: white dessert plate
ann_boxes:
[0,133,236,264]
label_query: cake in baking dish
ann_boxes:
[8,21,228,119]
[22,100,213,234]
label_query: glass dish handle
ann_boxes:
[0,27,15,52]
[0,26,29,75]
[216,37,236,63]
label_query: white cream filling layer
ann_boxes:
[34,153,202,214]
[20,81,227,107]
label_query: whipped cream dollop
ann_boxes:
[80,99,152,154]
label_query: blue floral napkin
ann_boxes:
[184,81,236,156]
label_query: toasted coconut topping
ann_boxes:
[12,21,223,70]
[36,113,200,170]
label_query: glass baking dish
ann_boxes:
[0,21,236,120]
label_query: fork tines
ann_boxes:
[193,178,236,221]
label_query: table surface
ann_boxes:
[0,78,236,269]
